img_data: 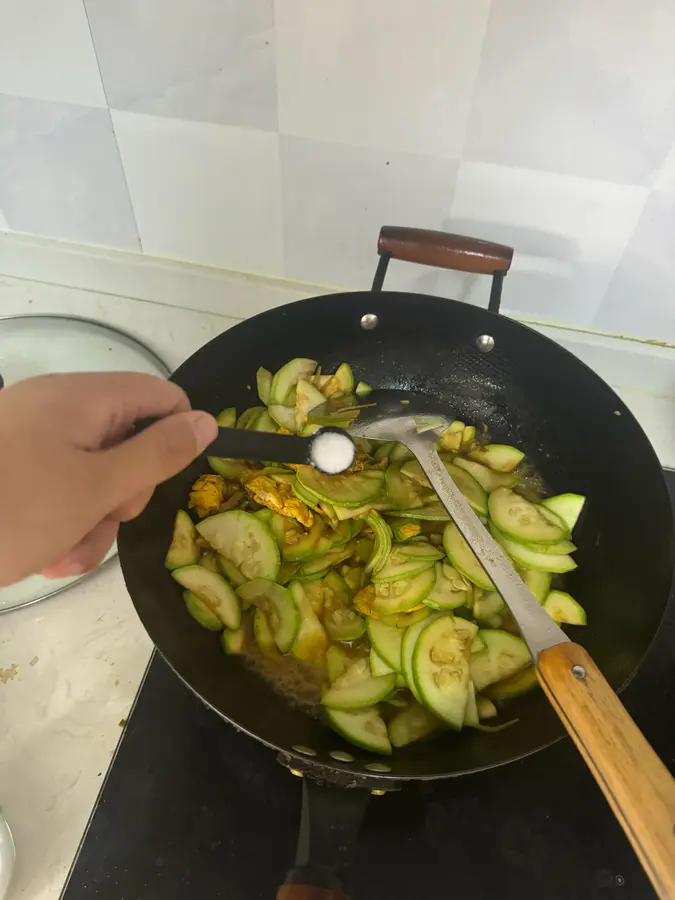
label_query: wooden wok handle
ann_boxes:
[377,226,513,275]
[537,642,675,899]
[277,887,347,900]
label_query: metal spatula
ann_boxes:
[312,389,675,899]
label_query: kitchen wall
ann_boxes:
[0,0,674,342]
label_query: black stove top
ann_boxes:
[61,473,675,900]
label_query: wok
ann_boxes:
[118,228,674,899]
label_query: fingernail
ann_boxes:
[187,410,218,449]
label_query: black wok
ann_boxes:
[118,229,674,899]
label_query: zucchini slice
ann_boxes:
[183,590,222,631]
[198,510,280,582]
[364,511,393,574]
[489,523,577,573]
[270,357,317,405]
[401,612,444,703]
[543,590,587,625]
[165,510,199,570]
[401,459,488,516]
[395,541,444,561]
[379,606,430,629]
[389,702,440,747]
[236,579,300,652]
[518,567,552,603]
[476,695,498,720]
[322,671,396,710]
[453,456,519,492]
[370,648,394,677]
[541,493,586,532]
[289,581,328,667]
[468,444,524,473]
[391,519,422,542]
[281,517,323,562]
[324,606,367,641]
[371,552,436,583]
[172,566,241,630]
[208,456,248,478]
[254,608,280,658]
[372,566,436,614]
[268,404,297,432]
[237,406,265,430]
[423,563,472,611]
[326,707,392,755]
[218,555,247,587]
[443,523,494,591]
[322,363,355,398]
[413,617,472,729]
[221,624,246,655]
[294,378,326,432]
[522,537,577,554]
[473,591,506,622]
[355,380,373,397]
[385,503,450,521]
[256,367,272,406]
[386,463,423,509]
[488,487,569,545]
[485,664,539,700]
[297,467,384,508]
[367,618,404,672]
[215,407,237,428]
[326,645,356,682]
[470,630,531,692]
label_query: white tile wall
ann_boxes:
[0,0,674,341]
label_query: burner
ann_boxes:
[61,473,675,900]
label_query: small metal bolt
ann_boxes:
[289,768,304,778]
[572,665,586,679]
[360,313,379,330]
[476,334,495,353]
[292,745,316,757]
[371,789,386,796]
[329,750,355,762]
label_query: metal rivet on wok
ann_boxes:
[476,334,495,353]
[360,313,379,330]
[572,665,586,679]
[292,745,316,757]
[371,790,386,796]
[289,769,304,778]
[365,762,392,773]
[329,750,355,762]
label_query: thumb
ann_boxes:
[103,410,217,501]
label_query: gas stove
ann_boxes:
[60,472,675,900]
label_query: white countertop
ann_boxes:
[0,239,673,900]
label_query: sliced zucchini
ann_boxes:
[453,456,519,492]
[254,608,279,658]
[198,510,280,582]
[268,404,297,432]
[297,467,384,508]
[370,648,394,677]
[391,519,422,542]
[367,618,404,672]
[390,443,415,464]
[463,682,479,727]
[221,624,246,655]
[218,555,247,587]
[352,537,375,565]
[413,617,471,729]
[344,566,367,596]
[373,441,396,462]
[468,444,524,473]
[461,425,476,451]
[215,407,237,428]
[282,516,323,562]
[489,522,577,573]
[236,579,300,652]
[165,510,199,570]
[256,367,272,406]
[471,632,486,654]
[401,459,488,516]
[389,702,440,747]
[198,551,220,573]
[476,695,498,720]
[208,456,248,478]
[326,707,392,755]
[438,421,463,451]
[473,591,506,622]
[355,380,373,397]
[298,546,353,578]
[294,378,326,432]
[522,536,577,554]
[324,606,367,641]
[401,612,444,703]
[443,523,494,591]
[270,357,317,405]
[322,362,354,398]
[423,562,472,611]
[470,630,531,692]
[322,671,396,710]
[395,542,444,561]
[172,566,241,630]
[364,511,393,574]
[488,487,569,545]
[183,590,222,631]
[371,552,436,583]
[372,566,436,614]
[379,606,430,629]
[289,581,328,667]
[326,645,355,682]
[237,406,265,430]
[277,561,300,585]
[543,590,587,625]
[517,567,552,603]
[485,664,539,700]
[385,503,450,521]
[386,463,423,509]
[541,493,586,532]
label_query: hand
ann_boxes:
[0,372,217,586]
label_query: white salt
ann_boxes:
[310,430,355,475]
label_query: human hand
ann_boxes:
[0,372,217,586]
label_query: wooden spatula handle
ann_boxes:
[537,642,675,899]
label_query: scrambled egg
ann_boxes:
[189,474,228,518]
[243,475,313,528]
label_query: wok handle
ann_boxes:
[377,226,513,275]
[537,642,675,900]
[276,888,346,900]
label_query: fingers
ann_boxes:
[101,409,218,503]
[112,487,155,522]
[41,517,120,579]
